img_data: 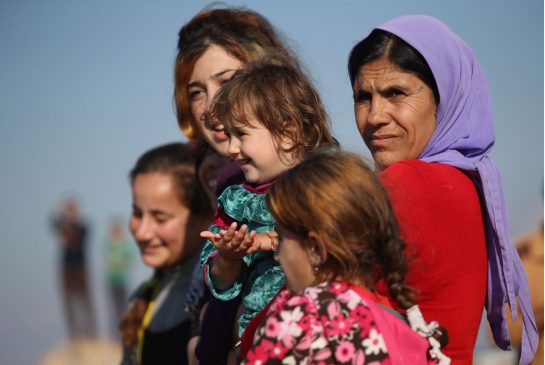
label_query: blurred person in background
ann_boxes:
[51,197,96,340]
[104,217,134,339]
[119,142,212,365]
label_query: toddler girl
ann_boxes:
[199,61,336,340]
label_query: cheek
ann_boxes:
[190,100,204,123]
[354,107,368,135]
[407,104,436,144]
[165,224,188,254]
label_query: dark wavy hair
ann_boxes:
[348,29,440,104]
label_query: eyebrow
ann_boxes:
[150,209,170,216]
[187,68,238,89]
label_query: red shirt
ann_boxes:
[378,160,487,365]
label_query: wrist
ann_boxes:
[218,253,243,263]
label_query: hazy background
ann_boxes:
[0,1,542,364]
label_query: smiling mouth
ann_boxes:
[236,158,251,166]
[204,117,226,133]
[211,123,225,133]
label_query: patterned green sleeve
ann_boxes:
[237,259,285,337]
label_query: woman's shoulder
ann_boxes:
[379,160,477,198]
[381,159,467,182]
[269,282,378,319]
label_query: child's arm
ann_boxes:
[200,222,260,291]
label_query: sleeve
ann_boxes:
[238,263,285,337]
[200,231,261,302]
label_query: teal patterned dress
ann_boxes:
[200,182,285,338]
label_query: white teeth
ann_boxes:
[213,124,225,131]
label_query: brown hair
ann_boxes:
[211,61,337,162]
[174,5,300,140]
[267,149,414,310]
[120,142,212,348]
[128,142,211,216]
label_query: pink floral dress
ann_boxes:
[241,281,398,365]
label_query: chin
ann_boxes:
[142,255,166,269]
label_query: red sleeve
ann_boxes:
[379,160,487,365]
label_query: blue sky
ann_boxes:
[0,1,542,364]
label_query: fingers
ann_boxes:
[230,224,248,248]
[200,231,217,239]
[267,230,279,251]
[241,230,256,249]
[222,222,239,242]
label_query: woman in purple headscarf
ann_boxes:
[348,15,538,365]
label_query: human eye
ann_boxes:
[384,87,406,98]
[188,88,205,101]
[153,212,170,224]
[131,205,142,218]
[354,90,371,104]
[231,127,247,139]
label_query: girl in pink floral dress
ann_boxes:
[241,150,450,365]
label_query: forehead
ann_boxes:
[189,44,243,82]
[223,104,262,129]
[354,58,416,89]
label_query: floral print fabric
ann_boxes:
[242,282,394,365]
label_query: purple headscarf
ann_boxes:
[375,15,538,364]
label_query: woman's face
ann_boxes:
[188,44,244,156]
[352,58,437,171]
[274,226,316,293]
[129,172,193,269]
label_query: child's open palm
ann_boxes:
[201,222,260,261]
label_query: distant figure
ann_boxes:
[51,197,96,339]
[104,218,133,339]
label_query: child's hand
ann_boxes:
[253,231,278,251]
[201,222,259,261]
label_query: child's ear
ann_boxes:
[307,230,327,264]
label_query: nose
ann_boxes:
[366,96,390,127]
[204,84,221,114]
[227,136,240,158]
[131,216,153,243]
[200,86,221,127]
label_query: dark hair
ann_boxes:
[267,149,414,310]
[348,29,440,104]
[129,142,210,216]
[174,5,300,139]
[211,61,336,162]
